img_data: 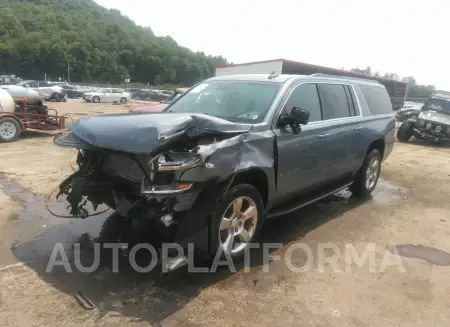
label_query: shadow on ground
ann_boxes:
[406,137,450,149]
[10,184,368,326]
[19,130,56,139]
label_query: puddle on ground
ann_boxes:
[0,175,110,265]
[0,175,407,267]
[389,244,450,266]
[371,178,407,206]
[0,173,419,325]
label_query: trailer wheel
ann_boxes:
[0,117,21,142]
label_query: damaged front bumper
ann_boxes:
[52,130,250,257]
[414,127,450,142]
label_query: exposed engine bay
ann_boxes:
[57,134,230,219]
[52,112,275,250]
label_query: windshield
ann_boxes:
[163,92,181,103]
[165,81,281,123]
[423,98,450,114]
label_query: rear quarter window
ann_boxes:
[359,85,393,115]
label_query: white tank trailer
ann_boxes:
[0,85,42,106]
[0,88,15,112]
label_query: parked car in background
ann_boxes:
[397,91,450,143]
[395,101,423,122]
[59,84,84,98]
[84,88,131,103]
[54,73,394,270]
[0,75,21,85]
[132,89,170,102]
[16,80,67,102]
[129,87,188,113]
[160,90,175,97]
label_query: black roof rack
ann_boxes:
[310,73,380,84]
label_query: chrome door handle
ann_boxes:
[317,133,329,139]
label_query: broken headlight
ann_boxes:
[157,154,200,171]
[141,182,193,195]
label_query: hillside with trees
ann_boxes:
[0,0,228,85]
[350,67,436,100]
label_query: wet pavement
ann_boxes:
[2,165,450,326]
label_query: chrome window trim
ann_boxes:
[271,81,364,129]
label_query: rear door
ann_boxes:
[99,89,107,102]
[110,89,118,101]
[105,89,115,102]
[316,83,362,181]
[273,83,329,203]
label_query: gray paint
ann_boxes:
[55,73,395,216]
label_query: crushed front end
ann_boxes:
[51,113,254,257]
[413,112,450,142]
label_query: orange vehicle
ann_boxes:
[129,88,188,113]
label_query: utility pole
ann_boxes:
[67,60,70,84]
[44,73,47,81]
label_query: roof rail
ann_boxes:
[268,71,279,79]
[310,73,380,84]
[433,90,450,99]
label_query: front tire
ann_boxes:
[93,96,100,103]
[397,122,414,142]
[0,117,21,142]
[120,97,127,104]
[209,184,264,260]
[350,149,382,197]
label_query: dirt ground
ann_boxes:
[1,100,450,327]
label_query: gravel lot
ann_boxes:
[1,100,450,327]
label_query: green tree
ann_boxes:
[0,0,228,84]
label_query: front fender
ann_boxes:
[407,117,418,124]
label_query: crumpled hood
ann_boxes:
[419,110,450,125]
[54,112,252,154]
[130,103,168,113]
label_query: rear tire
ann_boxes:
[397,122,414,142]
[209,184,264,261]
[350,149,382,197]
[0,117,21,142]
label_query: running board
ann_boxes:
[267,182,353,219]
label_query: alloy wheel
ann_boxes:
[365,156,380,190]
[219,196,258,255]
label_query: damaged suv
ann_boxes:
[397,90,450,143]
[53,73,395,267]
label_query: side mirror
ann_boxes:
[278,107,310,133]
[290,107,310,125]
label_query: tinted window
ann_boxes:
[317,84,352,120]
[359,85,393,115]
[344,85,357,116]
[285,84,322,122]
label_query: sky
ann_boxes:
[94,0,450,90]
